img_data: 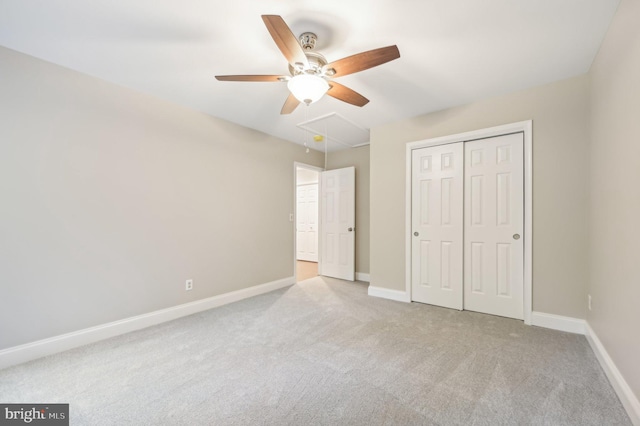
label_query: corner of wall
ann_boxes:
[586,322,640,425]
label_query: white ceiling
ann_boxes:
[0,0,620,151]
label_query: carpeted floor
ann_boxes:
[0,277,631,425]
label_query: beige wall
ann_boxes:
[588,0,640,401]
[370,75,590,318]
[327,145,370,275]
[0,46,324,350]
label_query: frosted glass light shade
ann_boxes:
[287,75,329,105]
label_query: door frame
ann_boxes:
[294,162,324,281]
[404,120,533,325]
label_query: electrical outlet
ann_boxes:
[588,294,592,311]
[185,279,193,291]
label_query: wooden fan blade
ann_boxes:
[325,45,400,78]
[281,93,300,114]
[327,82,369,107]
[215,75,287,82]
[262,15,309,68]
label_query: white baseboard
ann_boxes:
[586,323,640,425]
[356,272,370,282]
[530,313,640,423]
[530,311,586,334]
[367,285,411,303]
[0,276,295,371]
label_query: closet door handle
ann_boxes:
[513,234,520,240]
[414,232,419,237]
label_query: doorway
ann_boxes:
[295,163,322,282]
[294,163,356,283]
[405,121,533,323]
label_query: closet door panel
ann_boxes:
[464,133,524,319]
[411,143,464,309]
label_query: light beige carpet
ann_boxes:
[0,277,631,425]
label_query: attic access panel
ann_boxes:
[297,112,370,149]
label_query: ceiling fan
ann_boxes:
[215,15,400,114]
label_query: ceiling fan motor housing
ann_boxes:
[289,51,328,77]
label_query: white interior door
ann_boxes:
[296,183,318,262]
[411,143,464,309]
[464,133,524,319]
[320,167,355,281]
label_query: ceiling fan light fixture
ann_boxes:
[287,74,329,105]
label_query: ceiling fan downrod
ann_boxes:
[299,32,317,50]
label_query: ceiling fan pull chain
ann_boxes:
[324,120,328,170]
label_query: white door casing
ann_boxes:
[405,121,532,324]
[407,128,528,321]
[464,133,524,319]
[320,167,355,281]
[296,183,319,262]
[411,143,464,309]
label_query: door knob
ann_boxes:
[414,232,419,236]
[513,234,520,240]
[348,227,353,232]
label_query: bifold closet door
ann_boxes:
[411,143,464,309]
[464,133,524,319]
